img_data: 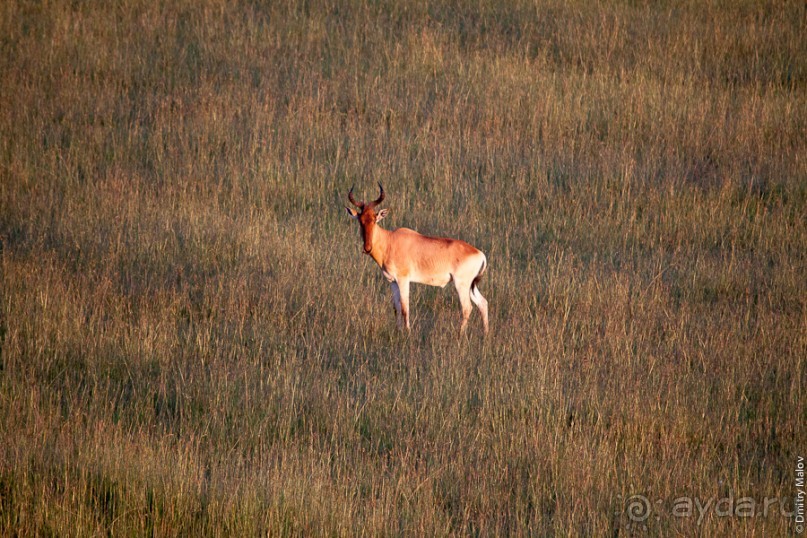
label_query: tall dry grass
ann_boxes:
[1,0,805,535]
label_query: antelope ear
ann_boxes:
[345,206,359,219]
[376,208,389,222]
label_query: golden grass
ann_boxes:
[1,0,805,535]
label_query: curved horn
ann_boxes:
[347,186,363,208]
[366,183,385,209]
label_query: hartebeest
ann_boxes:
[345,184,489,334]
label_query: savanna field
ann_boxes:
[1,0,805,535]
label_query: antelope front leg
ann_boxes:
[390,282,403,328]
[397,279,411,331]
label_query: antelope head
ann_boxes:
[344,183,388,254]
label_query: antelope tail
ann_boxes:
[471,258,486,293]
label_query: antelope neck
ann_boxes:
[367,225,390,268]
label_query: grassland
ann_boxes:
[1,0,805,535]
